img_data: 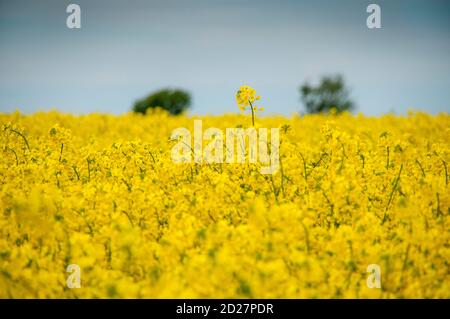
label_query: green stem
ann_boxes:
[415,159,425,178]
[59,143,64,163]
[386,146,390,169]
[299,152,308,182]
[248,100,255,126]
[10,128,30,151]
[382,164,403,224]
[442,160,448,186]
[72,165,80,180]
[6,146,19,165]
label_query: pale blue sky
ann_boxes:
[0,0,449,115]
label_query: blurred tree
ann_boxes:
[300,75,354,114]
[133,89,191,115]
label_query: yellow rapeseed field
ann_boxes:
[0,109,449,298]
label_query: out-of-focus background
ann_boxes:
[0,0,449,115]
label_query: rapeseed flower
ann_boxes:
[236,85,264,126]
[0,110,448,298]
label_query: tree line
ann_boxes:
[133,74,354,115]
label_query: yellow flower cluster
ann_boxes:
[236,86,264,112]
[0,110,449,298]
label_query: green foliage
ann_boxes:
[300,75,354,114]
[133,89,191,115]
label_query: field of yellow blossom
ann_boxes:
[0,110,449,298]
